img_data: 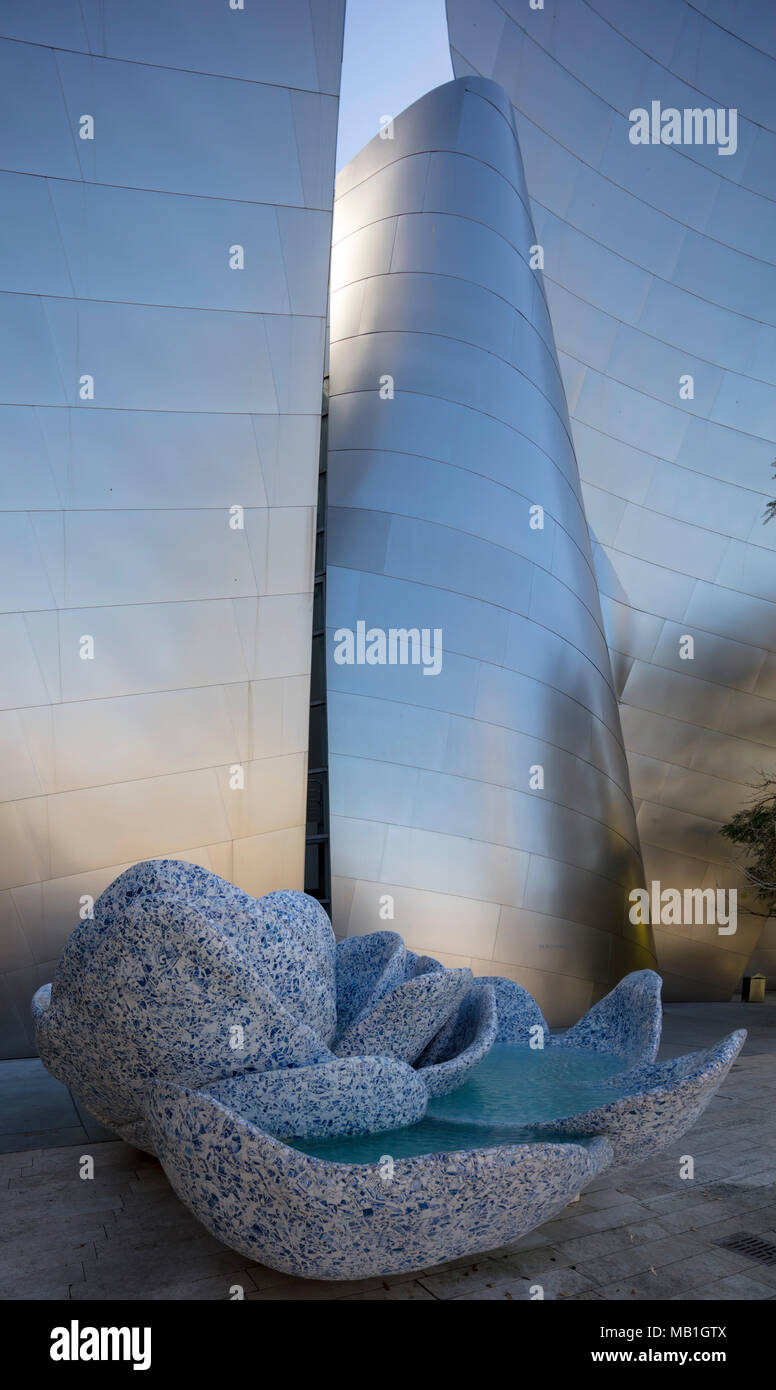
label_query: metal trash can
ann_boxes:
[742,973,766,1003]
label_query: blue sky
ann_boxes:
[336,0,453,170]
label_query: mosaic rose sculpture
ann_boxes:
[31,860,745,1279]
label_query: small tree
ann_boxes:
[720,777,776,917]
[719,469,775,914]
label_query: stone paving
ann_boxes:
[2,1000,775,1301]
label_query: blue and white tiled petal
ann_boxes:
[551,969,663,1068]
[144,1078,614,1281]
[531,1029,746,1167]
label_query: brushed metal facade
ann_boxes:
[326,76,656,1027]
[447,0,776,999]
[0,0,344,1056]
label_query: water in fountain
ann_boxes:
[290,1042,633,1164]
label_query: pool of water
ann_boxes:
[290,1043,632,1164]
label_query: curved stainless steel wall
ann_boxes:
[326,76,656,1026]
[0,0,344,1055]
[448,0,776,999]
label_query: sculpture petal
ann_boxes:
[332,931,409,1044]
[532,1029,746,1167]
[93,892,330,1083]
[552,969,662,1067]
[332,933,446,1045]
[57,861,337,1046]
[204,1055,428,1139]
[333,968,473,1064]
[480,976,550,1047]
[242,890,337,1047]
[32,864,334,1139]
[145,1078,613,1280]
[417,981,498,1098]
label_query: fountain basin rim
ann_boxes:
[148,1078,614,1180]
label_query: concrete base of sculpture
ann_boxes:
[31,860,746,1279]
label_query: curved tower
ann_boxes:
[326,76,655,1025]
[448,0,776,998]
